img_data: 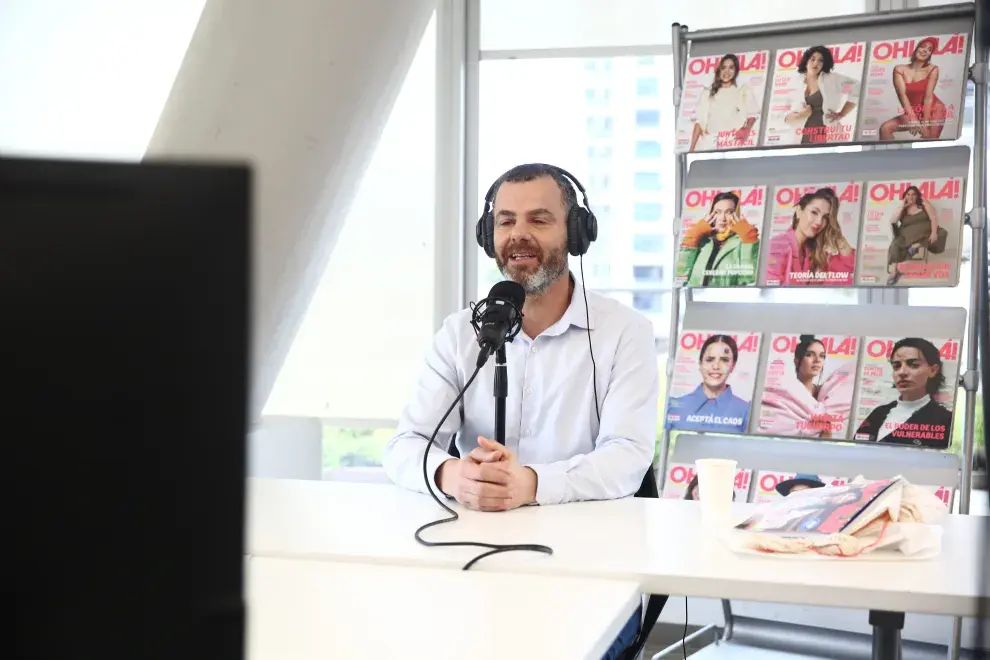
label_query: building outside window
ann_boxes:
[632,291,665,312]
[633,234,664,253]
[636,77,659,96]
[634,202,662,221]
[635,140,662,158]
[635,109,660,127]
[633,265,663,282]
[634,172,661,190]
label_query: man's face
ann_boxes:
[492,176,569,296]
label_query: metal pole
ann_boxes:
[959,0,987,517]
[950,7,988,655]
[685,3,973,43]
[948,618,962,660]
[658,22,688,490]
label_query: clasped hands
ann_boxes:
[437,436,538,512]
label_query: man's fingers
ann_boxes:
[466,446,505,464]
[458,488,511,512]
[461,460,511,485]
[462,478,512,500]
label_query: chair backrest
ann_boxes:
[248,415,323,480]
[670,433,960,489]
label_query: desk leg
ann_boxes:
[868,610,905,660]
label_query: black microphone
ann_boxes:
[470,280,525,365]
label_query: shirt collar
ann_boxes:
[553,272,595,333]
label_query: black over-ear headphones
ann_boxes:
[475,164,598,259]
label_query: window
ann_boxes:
[322,427,396,478]
[584,87,612,106]
[634,202,662,221]
[479,0,868,50]
[477,55,678,344]
[587,263,611,279]
[635,141,662,158]
[588,173,611,190]
[634,172,661,190]
[633,265,663,282]
[633,291,665,312]
[266,15,437,462]
[637,56,655,65]
[475,52,876,351]
[586,116,614,137]
[636,109,660,127]
[633,234,664,253]
[636,77,659,96]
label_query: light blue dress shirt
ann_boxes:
[383,280,659,505]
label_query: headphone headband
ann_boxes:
[477,162,598,259]
[482,163,591,214]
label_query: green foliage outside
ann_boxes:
[321,356,985,470]
[322,427,393,469]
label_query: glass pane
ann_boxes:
[480,0,867,51]
[322,426,395,474]
[477,54,878,356]
[265,15,437,420]
[635,140,662,158]
[477,55,677,347]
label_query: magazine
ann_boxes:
[661,462,754,502]
[763,43,866,147]
[752,470,849,504]
[859,33,969,142]
[675,186,767,287]
[665,330,762,433]
[675,50,770,153]
[737,478,898,536]
[852,336,961,449]
[756,334,859,439]
[856,177,965,286]
[764,182,863,286]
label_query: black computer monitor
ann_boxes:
[1,156,250,659]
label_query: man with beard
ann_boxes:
[383,163,662,658]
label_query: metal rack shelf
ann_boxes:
[660,3,986,659]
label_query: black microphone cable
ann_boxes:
[413,350,553,570]
[579,255,601,423]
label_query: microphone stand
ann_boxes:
[494,344,507,446]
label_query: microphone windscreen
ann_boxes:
[488,280,525,309]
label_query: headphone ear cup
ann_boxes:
[568,207,593,257]
[585,210,598,243]
[475,214,486,250]
[476,212,496,258]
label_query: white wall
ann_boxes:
[144,0,438,420]
[0,0,206,160]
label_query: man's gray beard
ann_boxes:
[498,255,568,297]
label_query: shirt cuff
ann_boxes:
[528,462,566,506]
[425,448,454,500]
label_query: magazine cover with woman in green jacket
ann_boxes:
[676,189,763,286]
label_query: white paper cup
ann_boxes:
[695,458,737,529]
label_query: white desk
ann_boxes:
[246,556,642,660]
[247,478,988,618]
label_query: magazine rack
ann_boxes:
[661,3,986,660]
